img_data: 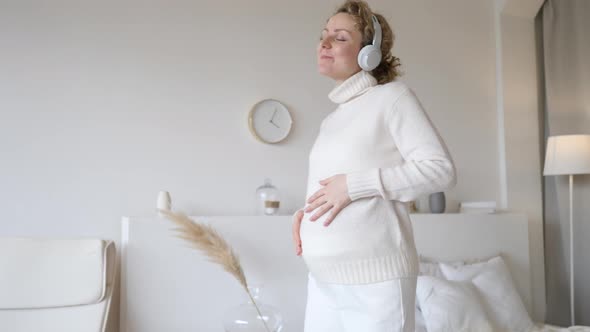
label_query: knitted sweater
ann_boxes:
[299,70,456,284]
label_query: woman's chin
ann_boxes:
[317,66,338,79]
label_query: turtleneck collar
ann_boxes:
[328,70,378,104]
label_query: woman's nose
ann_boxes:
[320,38,331,49]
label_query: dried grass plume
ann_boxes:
[159,209,270,332]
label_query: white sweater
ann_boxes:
[300,70,456,284]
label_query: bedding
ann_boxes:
[440,256,534,332]
[416,256,590,332]
[416,276,493,332]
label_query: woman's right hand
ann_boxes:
[292,209,304,256]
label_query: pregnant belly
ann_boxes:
[299,198,398,258]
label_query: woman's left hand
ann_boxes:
[304,174,352,226]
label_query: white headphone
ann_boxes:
[357,15,382,71]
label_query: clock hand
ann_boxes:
[270,108,278,123]
[270,120,280,128]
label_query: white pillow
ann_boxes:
[416,275,494,332]
[415,305,427,332]
[440,256,534,332]
[419,261,444,278]
[419,255,464,278]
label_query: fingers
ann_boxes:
[310,203,334,222]
[307,189,325,204]
[292,210,304,256]
[322,205,341,227]
[304,198,327,213]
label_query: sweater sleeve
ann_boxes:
[346,88,457,202]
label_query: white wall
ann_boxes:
[386,0,501,211]
[0,0,500,229]
[1,0,530,329]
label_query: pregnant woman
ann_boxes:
[291,1,457,331]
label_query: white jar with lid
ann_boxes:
[157,191,172,216]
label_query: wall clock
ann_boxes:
[248,99,293,144]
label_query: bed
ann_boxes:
[411,213,589,332]
[121,213,589,331]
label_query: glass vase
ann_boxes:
[222,285,283,332]
[255,179,281,216]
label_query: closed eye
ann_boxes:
[319,36,348,42]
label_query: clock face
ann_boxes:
[248,99,293,144]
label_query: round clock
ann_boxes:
[248,99,293,144]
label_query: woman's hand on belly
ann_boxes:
[304,174,352,227]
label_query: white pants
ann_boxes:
[304,273,417,332]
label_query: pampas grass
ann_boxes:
[160,209,271,332]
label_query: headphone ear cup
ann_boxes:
[357,45,382,71]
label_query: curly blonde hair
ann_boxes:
[334,0,402,84]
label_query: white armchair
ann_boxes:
[0,238,116,332]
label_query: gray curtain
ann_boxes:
[539,0,590,326]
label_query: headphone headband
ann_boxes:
[371,15,382,48]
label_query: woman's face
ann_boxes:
[317,13,363,82]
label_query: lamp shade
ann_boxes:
[543,135,590,176]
